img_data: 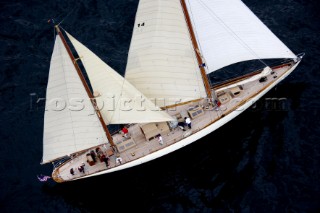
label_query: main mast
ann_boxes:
[55,25,115,147]
[180,0,213,100]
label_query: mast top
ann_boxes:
[55,24,61,33]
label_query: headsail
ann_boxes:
[66,32,173,124]
[186,0,297,73]
[42,36,108,164]
[125,0,207,107]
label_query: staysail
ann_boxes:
[186,0,297,73]
[42,36,108,164]
[125,0,207,107]
[66,32,173,124]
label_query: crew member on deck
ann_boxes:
[78,165,84,173]
[185,117,191,129]
[178,122,186,131]
[116,156,123,165]
[90,150,96,162]
[103,156,110,167]
[121,126,129,138]
[158,135,163,145]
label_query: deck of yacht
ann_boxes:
[52,62,294,182]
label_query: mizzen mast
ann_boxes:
[54,25,115,147]
[180,0,213,100]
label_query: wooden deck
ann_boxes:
[52,62,294,182]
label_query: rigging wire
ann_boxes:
[186,0,210,72]
[183,0,213,98]
[53,23,56,42]
[58,6,76,26]
[196,0,269,68]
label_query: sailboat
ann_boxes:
[42,0,303,183]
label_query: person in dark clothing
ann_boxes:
[70,168,74,175]
[103,156,110,167]
[178,122,186,131]
[78,165,84,173]
[90,150,96,162]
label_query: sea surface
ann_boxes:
[0,0,319,212]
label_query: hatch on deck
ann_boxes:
[229,86,242,96]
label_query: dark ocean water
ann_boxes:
[0,0,319,212]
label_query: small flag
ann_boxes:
[37,174,51,182]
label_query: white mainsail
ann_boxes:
[42,36,108,164]
[66,32,174,124]
[125,0,207,107]
[186,0,297,73]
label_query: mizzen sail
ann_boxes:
[186,0,296,73]
[66,32,173,124]
[42,36,108,164]
[125,0,207,107]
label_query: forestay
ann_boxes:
[186,0,296,73]
[42,36,108,164]
[125,0,206,107]
[66,32,173,124]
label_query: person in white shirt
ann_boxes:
[158,135,163,145]
[116,156,123,165]
[185,117,191,129]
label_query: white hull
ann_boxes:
[72,61,300,181]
